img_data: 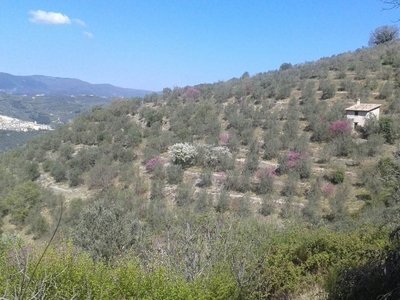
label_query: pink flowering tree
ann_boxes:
[322,183,335,198]
[145,157,163,171]
[329,121,352,138]
[287,151,304,168]
[245,83,253,95]
[255,168,276,179]
[218,171,227,182]
[278,151,312,179]
[326,120,354,157]
[220,133,233,144]
[184,87,200,101]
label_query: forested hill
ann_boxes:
[0,72,153,98]
[2,41,400,299]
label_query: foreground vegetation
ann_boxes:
[2,40,400,298]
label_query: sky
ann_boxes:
[1,1,400,91]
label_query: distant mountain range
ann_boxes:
[0,72,153,98]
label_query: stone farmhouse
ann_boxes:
[345,99,381,128]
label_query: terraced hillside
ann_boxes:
[1,42,400,299]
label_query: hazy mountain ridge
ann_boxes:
[0,72,153,98]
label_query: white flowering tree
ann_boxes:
[203,145,231,167]
[168,143,198,166]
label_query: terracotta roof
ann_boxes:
[345,103,381,112]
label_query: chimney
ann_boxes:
[357,98,360,105]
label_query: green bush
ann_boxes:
[380,117,398,144]
[332,169,345,184]
[243,226,389,299]
[328,227,400,300]
[166,164,184,184]
[25,162,40,181]
[0,241,239,300]
[42,159,54,172]
[1,181,42,225]
[198,168,213,187]
[50,161,67,182]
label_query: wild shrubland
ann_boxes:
[2,42,400,298]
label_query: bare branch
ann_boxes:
[382,0,400,10]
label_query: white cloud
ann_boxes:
[83,31,94,39]
[73,19,86,26]
[29,10,71,25]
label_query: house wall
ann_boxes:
[346,108,380,127]
[370,108,380,119]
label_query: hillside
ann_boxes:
[1,42,400,299]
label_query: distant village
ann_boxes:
[0,115,53,132]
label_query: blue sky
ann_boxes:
[1,1,399,91]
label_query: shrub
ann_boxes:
[281,172,299,197]
[217,153,236,172]
[166,164,184,184]
[216,190,230,213]
[324,134,354,157]
[295,155,313,179]
[260,195,275,216]
[175,183,194,207]
[328,182,351,221]
[362,114,380,138]
[198,168,213,187]
[377,81,393,100]
[168,143,198,166]
[331,170,345,184]
[303,177,323,224]
[68,167,84,187]
[319,80,337,99]
[194,190,212,213]
[151,161,166,181]
[328,227,399,300]
[30,215,49,238]
[225,170,251,193]
[73,196,137,261]
[379,117,397,144]
[233,194,252,218]
[87,163,117,190]
[364,133,385,156]
[293,133,310,154]
[263,132,281,160]
[25,162,40,181]
[245,139,259,172]
[253,168,275,195]
[255,227,389,299]
[1,182,42,225]
[50,161,67,182]
[42,159,54,172]
[278,151,311,178]
[288,151,303,167]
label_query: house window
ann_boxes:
[355,111,358,116]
